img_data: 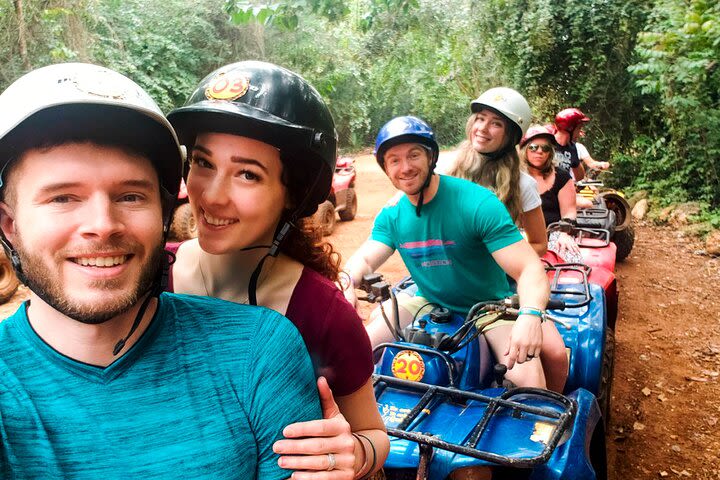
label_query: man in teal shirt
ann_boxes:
[0,63,321,479]
[342,116,550,390]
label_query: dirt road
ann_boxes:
[329,153,720,479]
[1,152,718,478]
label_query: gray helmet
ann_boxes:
[470,87,532,141]
[0,63,183,197]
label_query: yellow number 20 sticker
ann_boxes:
[391,350,425,382]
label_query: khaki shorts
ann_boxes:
[396,293,516,332]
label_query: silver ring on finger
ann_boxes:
[326,453,336,471]
[526,353,535,359]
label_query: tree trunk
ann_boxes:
[13,0,31,70]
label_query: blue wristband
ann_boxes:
[518,307,545,321]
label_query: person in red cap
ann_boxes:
[553,108,609,181]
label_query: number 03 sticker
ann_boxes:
[391,350,426,382]
[205,71,250,101]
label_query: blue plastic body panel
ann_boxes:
[376,381,600,477]
[374,285,607,477]
[550,283,608,397]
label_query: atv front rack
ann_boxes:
[544,262,593,308]
[373,375,577,468]
[547,220,611,248]
[573,227,611,248]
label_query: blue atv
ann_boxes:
[359,265,610,479]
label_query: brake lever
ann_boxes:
[506,307,572,330]
[543,314,573,330]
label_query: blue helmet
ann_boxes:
[374,116,439,168]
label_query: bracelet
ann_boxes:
[352,433,376,479]
[338,271,354,291]
[518,307,545,321]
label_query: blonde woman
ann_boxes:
[438,87,547,257]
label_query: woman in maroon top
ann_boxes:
[167,61,388,479]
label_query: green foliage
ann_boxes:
[0,0,717,216]
[224,0,348,29]
[0,0,252,112]
[473,0,650,159]
[91,0,250,112]
[624,0,720,208]
[0,0,96,85]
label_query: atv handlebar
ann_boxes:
[355,274,573,351]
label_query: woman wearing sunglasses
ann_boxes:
[167,61,388,479]
[520,125,583,264]
[438,87,548,257]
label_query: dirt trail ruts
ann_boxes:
[1,152,718,479]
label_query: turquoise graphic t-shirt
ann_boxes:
[0,292,321,479]
[372,175,523,314]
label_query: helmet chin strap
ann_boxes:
[410,151,437,217]
[483,143,515,160]
[411,172,432,217]
[113,194,176,356]
[112,264,167,355]
[0,215,167,358]
[246,170,323,306]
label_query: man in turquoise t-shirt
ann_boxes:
[0,63,321,479]
[342,116,550,389]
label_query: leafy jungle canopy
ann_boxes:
[2,0,719,218]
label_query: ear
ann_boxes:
[0,201,17,243]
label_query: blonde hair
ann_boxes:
[448,113,523,222]
[520,140,555,179]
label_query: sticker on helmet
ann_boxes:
[205,71,250,101]
[391,350,425,382]
[493,94,506,104]
[69,70,131,100]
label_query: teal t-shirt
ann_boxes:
[0,292,322,479]
[372,175,523,314]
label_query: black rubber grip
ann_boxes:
[547,298,566,310]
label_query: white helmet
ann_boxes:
[0,62,182,196]
[470,87,532,139]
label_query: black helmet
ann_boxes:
[168,61,337,218]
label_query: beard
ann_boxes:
[15,237,165,324]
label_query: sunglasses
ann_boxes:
[528,143,552,153]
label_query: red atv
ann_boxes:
[313,156,358,236]
[169,180,198,242]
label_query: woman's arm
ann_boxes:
[557,179,577,220]
[336,380,389,478]
[273,377,389,479]
[555,178,581,260]
[520,206,547,256]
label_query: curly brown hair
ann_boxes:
[279,216,342,282]
[279,152,342,283]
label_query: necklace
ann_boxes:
[198,254,276,305]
